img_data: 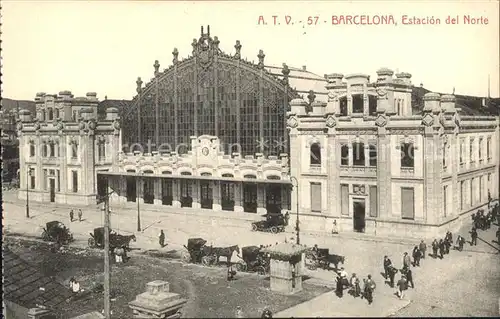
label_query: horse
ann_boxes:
[324,254,345,270]
[112,234,137,250]
[212,245,240,264]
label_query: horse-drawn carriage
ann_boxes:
[251,213,286,234]
[236,245,270,275]
[181,238,217,266]
[88,227,137,250]
[305,246,345,271]
[41,221,74,245]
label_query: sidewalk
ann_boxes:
[274,289,411,317]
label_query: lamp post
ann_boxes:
[26,166,32,218]
[290,176,300,245]
[137,172,142,232]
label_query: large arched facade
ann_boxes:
[121,26,298,156]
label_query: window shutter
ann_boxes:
[310,183,322,212]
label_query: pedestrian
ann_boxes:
[419,240,427,259]
[364,274,376,305]
[387,265,397,288]
[446,231,453,247]
[432,239,438,258]
[444,237,451,254]
[284,211,290,226]
[403,267,414,288]
[396,275,407,299]
[438,239,445,259]
[235,306,244,318]
[69,209,74,222]
[78,209,83,222]
[470,227,478,246]
[335,274,344,298]
[456,235,465,251]
[350,273,361,298]
[159,230,165,248]
[332,220,339,234]
[403,252,411,269]
[383,255,392,279]
[412,246,421,267]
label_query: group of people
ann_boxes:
[334,267,376,305]
[430,231,454,259]
[69,209,83,222]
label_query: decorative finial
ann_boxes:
[201,26,204,36]
[257,50,265,69]
[172,48,179,65]
[282,63,290,83]
[207,25,210,36]
[234,40,242,59]
[307,90,316,104]
[153,60,160,76]
[136,77,143,94]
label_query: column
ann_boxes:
[377,127,392,218]
[154,178,161,205]
[192,180,201,209]
[212,180,221,211]
[327,134,340,217]
[234,182,243,212]
[289,131,301,224]
[257,183,266,214]
[172,180,181,207]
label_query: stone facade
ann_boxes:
[17,91,120,205]
[287,69,500,238]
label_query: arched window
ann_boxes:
[339,97,348,116]
[340,144,349,166]
[310,143,321,165]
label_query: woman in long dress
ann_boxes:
[332,220,339,234]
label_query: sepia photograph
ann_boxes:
[1,1,499,318]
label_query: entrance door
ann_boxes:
[243,183,257,213]
[353,199,366,233]
[162,179,173,205]
[49,179,55,202]
[221,182,235,211]
[143,178,155,204]
[200,181,213,209]
[126,177,136,202]
[266,185,282,215]
[180,180,192,207]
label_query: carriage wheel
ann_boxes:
[180,251,191,263]
[41,231,49,241]
[88,238,95,248]
[270,226,278,234]
[256,266,266,275]
[236,262,247,272]
[252,224,258,231]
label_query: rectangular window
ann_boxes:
[369,185,378,217]
[478,138,483,160]
[400,143,415,168]
[56,170,60,192]
[460,181,465,210]
[442,142,447,168]
[352,95,364,113]
[469,138,474,162]
[460,138,464,164]
[443,185,447,217]
[42,144,47,157]
[487,137,491,160]
[72,171,78,193]
[98,142,106,160]
[401,187,415,220]
[310,182,322,213]
[470,178,474,205]
[340,145,349,166]
[29,144,35,157]
[352,142,365,166]
[479,176,483,202]
[72,144,78,159]
[30,176,35,189]
[341,184,349,215]
[43,169,47,190]
[369,145,377,167]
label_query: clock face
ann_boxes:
[202,147,209,156]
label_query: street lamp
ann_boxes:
[137,172,142,231]
[290,176,300,245]
[26,165,33,218]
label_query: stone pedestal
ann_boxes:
[128,280,187,319]
[27,308,55,319]
[264,243,307,295]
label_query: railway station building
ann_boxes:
[17,26,500,238]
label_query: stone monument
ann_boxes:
[128,280,187,319]
[263,242,308,294]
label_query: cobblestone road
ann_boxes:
[3,192,499,317]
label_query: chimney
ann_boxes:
[302,65,307,71]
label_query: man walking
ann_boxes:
[69,209,74,222]
[456,235,465,251]
[387,265,397,288]
[159,230,165,248]
[403,252,411,269]
[432,239,438,258]
[419,240,427,259]
[438,239,445,259]
[470,227,478,246]
[78,209,83,222]
[403,267,414,288]
[412,246,421,267]
[383,256,392,279]
[364,275,376,305]
[396,275,407,299]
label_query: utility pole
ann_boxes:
[98,192,112,319]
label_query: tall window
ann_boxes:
[352,95,363,113]
[310,143,321,165]
[487,137,491,160]
[341,184,349,215]
[30,175,35,189]
[368,95,377,115]
[442,142,447,168]
[478,137,483,161]
[460,138,465,164]
[443,185,448,217]
[56,170,60,192]
[29,143,35,157]
[42,144,47,157]
[369,185,378,217]
[48,108,53,121]
[310,182,322,212]
[49,143,55,157]
[339,97,348,116]
[470,178,474,205]
[98,141,106,160]
[479,176,483,202]
[400,143,415,168]
[72,171,78,193]
[340,145,349,166]
[460,181,465,210]
[352,142,365,166]
[72,110,77,121]
[469,138,474,162]
[401,187,415,220]
[71,143,78,159]
[369,145,377,167]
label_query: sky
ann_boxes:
[2,0,499,100]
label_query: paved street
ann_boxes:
[3,191,500,317]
